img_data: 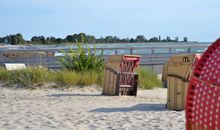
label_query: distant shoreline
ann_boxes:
[0,41,211,47]
[0,33,202,45]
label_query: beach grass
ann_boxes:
[0,67,161,89]
[136,67,162,89]
[0,67,103,88]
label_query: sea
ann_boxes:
[0,42,211,55]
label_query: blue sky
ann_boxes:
[0,0,219,42]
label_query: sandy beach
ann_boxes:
[0,86,185,130]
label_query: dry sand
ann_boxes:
[0,86,185,130]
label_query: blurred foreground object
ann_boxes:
[186,38,220,130]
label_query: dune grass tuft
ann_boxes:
[55,70,79,85]
[136,67,162,89]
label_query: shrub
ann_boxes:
[136,67,162,89]
[59,43,104,73]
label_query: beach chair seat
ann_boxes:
[119,85,132,95]
[118,72,138,96]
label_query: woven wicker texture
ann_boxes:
[120,56,140,85]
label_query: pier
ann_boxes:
[0,44,210,73]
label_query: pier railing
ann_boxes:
[0,44,210,70]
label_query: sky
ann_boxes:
[0,0,219,42]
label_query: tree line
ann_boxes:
[0,33,188,45]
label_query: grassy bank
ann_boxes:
[0,67,103,88]
[0,67,161,89]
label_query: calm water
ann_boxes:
[0,42,211,55]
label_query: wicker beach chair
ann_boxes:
[164,54,201,111]
[102,55,140,96]
[186,38,220,130]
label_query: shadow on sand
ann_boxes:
[47,93,101,97]
[90,103,167,112]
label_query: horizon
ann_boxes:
[0,0,220,42]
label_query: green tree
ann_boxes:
[104,36,114,42]
[56,38,63,43]
[66,35,74,42]
[96,37,104,43]
[130,38,135,42]
[31,36,46,44]
[183,37,188,42]
[166,36,171,42]
[9,33,25,45]
[78,33,86,43]
[149,37,159,42]
[113,36,121,42]
[136,35,146,42]
[104,36,120,43]
[121,38,130,43]
[72,34,78,42]
[87,35,96,43]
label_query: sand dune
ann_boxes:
[0,87,185,130]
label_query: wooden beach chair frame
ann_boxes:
[102,55,140,96]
